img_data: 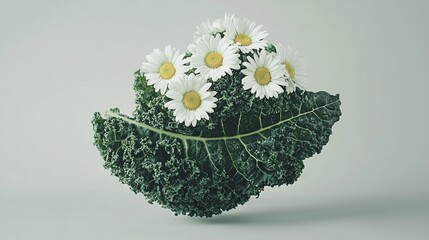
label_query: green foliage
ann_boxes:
[92,70,341,217]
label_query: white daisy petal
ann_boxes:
[166,89,183,100]
[269,83,285,93]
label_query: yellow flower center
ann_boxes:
[254,67,271,86]
[159,62,176,80]
[204,51,223,69]
[182,91,201,110]
[283,61,295,79]
[234,34,252,46]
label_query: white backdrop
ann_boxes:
[1,0,429,239]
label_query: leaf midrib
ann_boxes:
[104,100,339,142]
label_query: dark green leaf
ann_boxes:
[92,82,341,217]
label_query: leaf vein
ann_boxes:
[104,100,340,142]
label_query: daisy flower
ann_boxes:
[241,50,287,99]
[193,19,224,40]
[193,13,238,40]
[223,17,268,53]
[165,74,218,127]
[188,34,240,81]
[275,43,308,93]
[141,45,189,94]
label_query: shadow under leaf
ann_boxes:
[189,194,429,225]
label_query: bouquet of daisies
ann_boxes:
[92,14,341,217]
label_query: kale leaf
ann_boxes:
[92,70,341,217]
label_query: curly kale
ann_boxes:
[91,68,341,217]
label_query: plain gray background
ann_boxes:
[1,0,429,239]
